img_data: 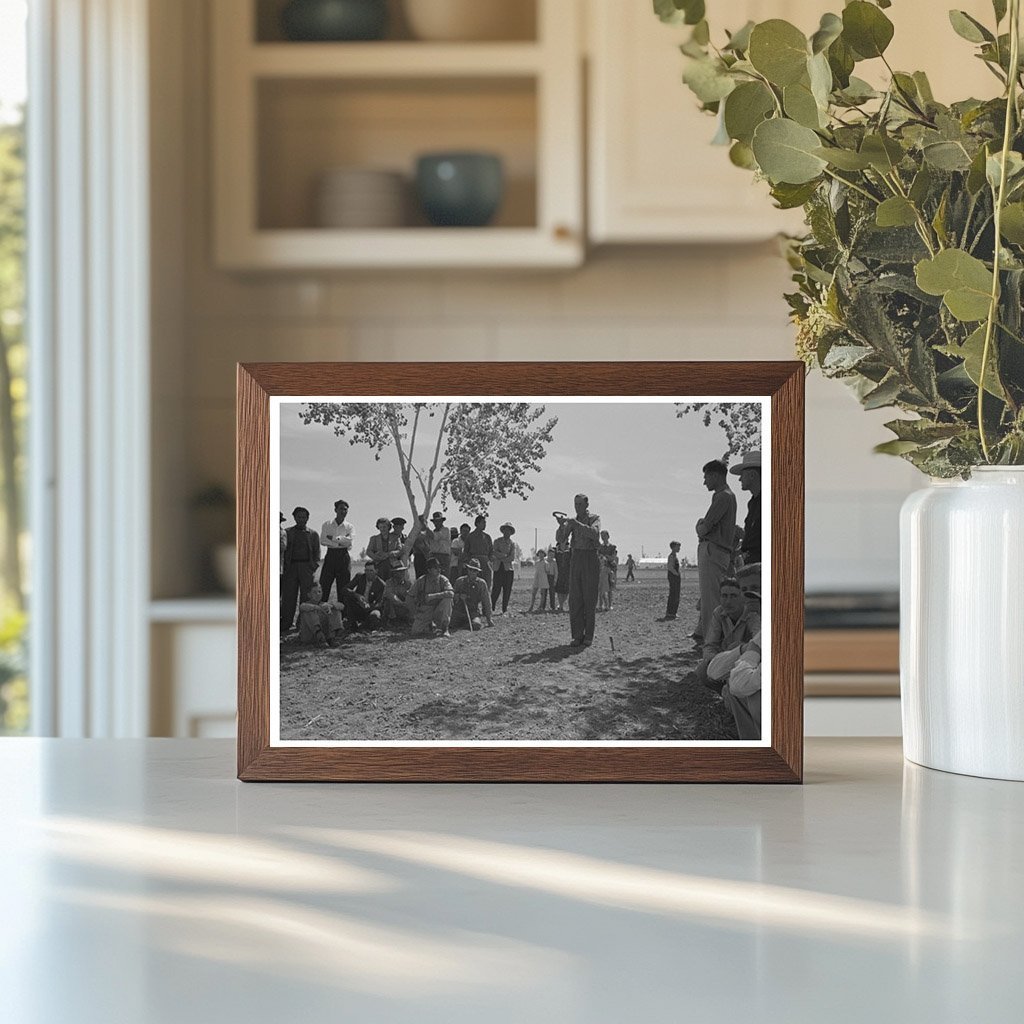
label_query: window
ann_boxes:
[0,0,28,734]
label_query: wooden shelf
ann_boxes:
[249,42,544,78]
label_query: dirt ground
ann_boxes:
[279,570,738,742]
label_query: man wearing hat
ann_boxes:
[281,507,321,633]
[697,577,761,693]
[730,450,762,567]
[491,522,517,614]
[464,515,494,589]
[319,499,354,603]
[427,511,452,571]
[407,557,454,637]
[451,558,494,631]
[695,460,738,644]
[555,493,602,647]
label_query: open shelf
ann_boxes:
[212,0,582,268]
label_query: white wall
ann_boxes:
[155,0,921,599]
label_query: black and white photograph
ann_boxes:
[271,396,769,746]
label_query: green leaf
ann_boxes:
[724,20,755,53]
[1000,203,1024,245]
[922,140,972,171]
[729,140,757,169]
[915,249,994,322]
[876,197,918,228]
[723,81,775,144]
[842,1,894,59]
[814,146,872,170]
[682,57,736,104]
[874,439,922,455]
[748,20,809,87]
[827,36,855,88]
[939,325,1005,398]
[807,51,833,109]
[752,118,828,184]
[860,133,904,173]
[810,12,843,54]
[653,0,705,26]
[784,80,824,129]
[948,10,994,44]
[770,180,820,209]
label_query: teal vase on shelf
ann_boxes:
[280,0,388,42]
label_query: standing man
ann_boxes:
[465,515,494,589]
[407,557,454,637]
[280,506,321,633]
[428,511,452,570]
[319,499,354,603]
[730,450,762,567]
[695,459,737,644]
[665,540,682,620]
[491,522,517,614]
[556,493,601,647]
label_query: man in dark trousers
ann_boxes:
[555,493,601,647]
[730,450,761,567]
[281,506,321,633]
[319,499,353,603]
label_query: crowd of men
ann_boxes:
[279,448,763,738]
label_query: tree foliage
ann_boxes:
[661,0,1024,475]
[299,402,558,550]
[677,402,761,460]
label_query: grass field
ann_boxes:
[280,567,737,743]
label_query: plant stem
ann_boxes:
[822,167,880,205]
[978,0,1021,462]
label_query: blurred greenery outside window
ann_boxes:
[0,0,28,734]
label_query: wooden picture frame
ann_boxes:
[238,362,804,782]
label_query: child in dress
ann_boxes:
[528,551,552,612]
[545,548,558,608]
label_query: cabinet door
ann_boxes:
[588,0,813,243]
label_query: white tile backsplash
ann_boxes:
[182,251,918,592]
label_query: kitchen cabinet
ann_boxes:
[587,0,999,244]
[211,0,583,269]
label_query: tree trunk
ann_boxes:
[0,323,22,608]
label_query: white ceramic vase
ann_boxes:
[900,467,1024,780]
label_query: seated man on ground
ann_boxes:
[707,632,762,740]
[407,557,454,638]
[696,577,760,693]
[296,582,343,648]
[341,561,385,631]
[380,555,412,627]
[451,558,494,631]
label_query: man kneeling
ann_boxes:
[296,583,344,647]
[407,557,454,637]
[451,558,494,631]
[342,561,385,631]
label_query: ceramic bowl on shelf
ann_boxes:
[315,167,407,229]
[403,0,535,42]
[280,0,388,42]
[415,152,504,228]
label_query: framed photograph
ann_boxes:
[237,362,803,782]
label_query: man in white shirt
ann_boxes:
[320,499,354,603]
[428,511,452,566]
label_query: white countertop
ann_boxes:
[1,738,1020,1023]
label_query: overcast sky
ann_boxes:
[279,401,762,562]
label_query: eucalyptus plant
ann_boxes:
[657,0,1024,475]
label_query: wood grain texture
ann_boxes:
[804,629,899,674]
[237,361,805,783]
